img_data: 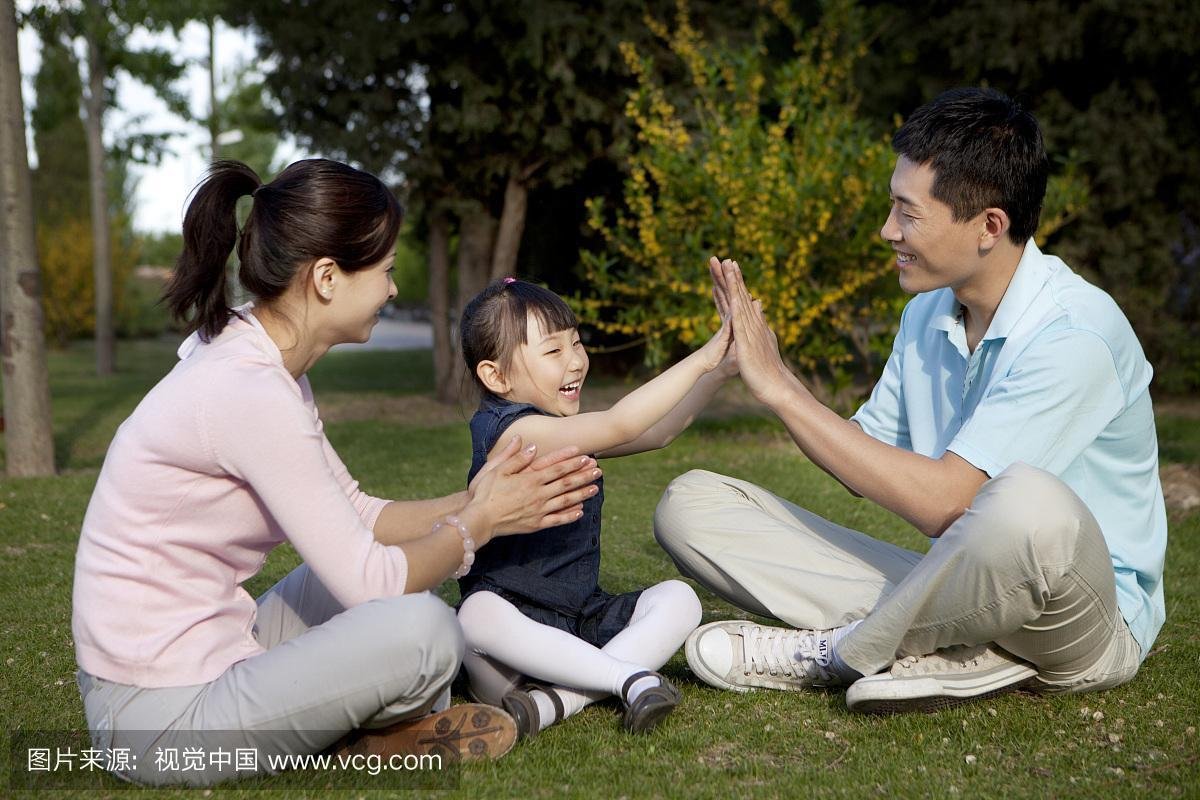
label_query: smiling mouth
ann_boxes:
[559,381,581,398]
[895,251,916,265]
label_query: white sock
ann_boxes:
[827,619,864,681]
[622,673,662,704]
[529,690,558,731]
[548,686,605,720]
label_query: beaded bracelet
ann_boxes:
[434,515,476,578]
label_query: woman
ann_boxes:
[71,159,600,786]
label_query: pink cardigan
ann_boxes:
[72,311,409,687]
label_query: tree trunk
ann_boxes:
[0,0,56,476]
[436,206,497,406]
[456,205,497,317]
[207,15,219,161]
[428,209,455,403]
[490,169,529,280]
[84,4,114,376]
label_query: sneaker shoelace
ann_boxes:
[737,624,837,684]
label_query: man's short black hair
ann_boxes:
[892,87,1048,243]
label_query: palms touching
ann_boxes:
[707,256,793,405]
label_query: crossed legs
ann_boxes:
[653,463,1141,699]
[458,580,701,727]
[79,565,464,785]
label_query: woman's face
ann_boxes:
[327,253,398,345]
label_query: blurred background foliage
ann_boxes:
[29,33,150,345]
[22,0,1198,397]
[579,0,1084,406]
[852,0,1200,393]
[580,0,903,405]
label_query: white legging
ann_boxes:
[458,580,702,719]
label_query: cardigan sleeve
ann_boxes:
[298,375,390,529]
[201,363,408,607]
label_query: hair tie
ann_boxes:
[503,276,516,284]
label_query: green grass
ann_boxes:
[1,340,1197,798]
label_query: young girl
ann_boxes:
[455,277,735,737]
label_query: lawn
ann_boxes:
[1,340,1197,798]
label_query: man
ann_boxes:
[655,88,1167,713]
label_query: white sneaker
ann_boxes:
[685,620,851,692]
[845,644,1036,714]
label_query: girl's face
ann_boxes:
[327,254,397,344]
[502,315,589,416]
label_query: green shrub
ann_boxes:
[581,0,1086,405]
[37,217,138,345]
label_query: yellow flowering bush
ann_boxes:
[580,0,1086,400]
[580,0,898,391]
[37,216,140,346]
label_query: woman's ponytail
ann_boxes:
[166,158,402,343]
[165,160,260,341]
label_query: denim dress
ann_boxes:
[458,395,642,647]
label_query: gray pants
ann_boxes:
[77,564,463,786]
[653,463,1141,692]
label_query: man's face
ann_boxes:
[879,156,988,295]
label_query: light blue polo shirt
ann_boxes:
[851,241,1167,659]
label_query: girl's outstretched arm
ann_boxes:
[602,275,740,457]
[598,333,738,457]
[501,319,732,459]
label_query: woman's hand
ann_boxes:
[465,435,601,543]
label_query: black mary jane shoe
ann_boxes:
[501,683,565,740]
[620,670,681,734]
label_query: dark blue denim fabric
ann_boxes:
[457,395,641,647]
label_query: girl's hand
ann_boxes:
[710,283,739,381]
[695,270,735,376]
[696,315,733,374]
[705,257,739,379]
[466,436,601,541]
[716,328,739,379]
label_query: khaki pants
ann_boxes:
[77,565,463,786]
[653,463,1140,692]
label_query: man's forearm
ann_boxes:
[765,375,985,537]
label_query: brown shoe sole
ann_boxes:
[335,703,518,762]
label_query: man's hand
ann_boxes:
[708,256,795,407]
[467,435,601,537]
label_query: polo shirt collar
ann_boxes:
[929,289,961,334]
[926,239,1053,344]
[982,239,1052,343]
